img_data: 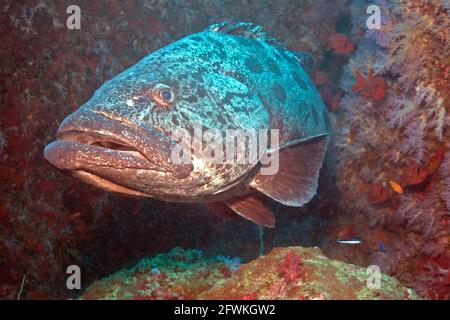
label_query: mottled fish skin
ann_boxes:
[96,25,329,148]
[44,22,331,204]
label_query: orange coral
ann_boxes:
[401,163,429,187]
[352,69,387,101]
[328,33,355,55]
[368,184,391,204]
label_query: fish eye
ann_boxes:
[162,90,173,101]
[152,83,175,106]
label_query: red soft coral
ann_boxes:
[278,250,303,283]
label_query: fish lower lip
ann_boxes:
[54,111,194,179]
[44,140,167,172]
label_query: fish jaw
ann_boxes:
[44,109,194,195]
[43,140,166,172]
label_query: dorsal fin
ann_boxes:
[207,22,313,73]
[206,21,282,47]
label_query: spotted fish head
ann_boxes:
[44,30,268,200]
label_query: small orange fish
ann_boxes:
[389,180,403,194]
[352,69,387,101]
[328,33,355,55]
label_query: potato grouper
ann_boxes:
[44,22,331,227]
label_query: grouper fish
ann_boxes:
[44,22,331,227]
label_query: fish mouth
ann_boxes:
[44,110,193,187]
[44,132,165,171]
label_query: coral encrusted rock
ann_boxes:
[82,247,419,300]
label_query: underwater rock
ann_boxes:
[81,247,419,300]
[81,248,237,300]
[201,247,419,300]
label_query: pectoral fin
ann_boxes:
[250,136,329,207]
